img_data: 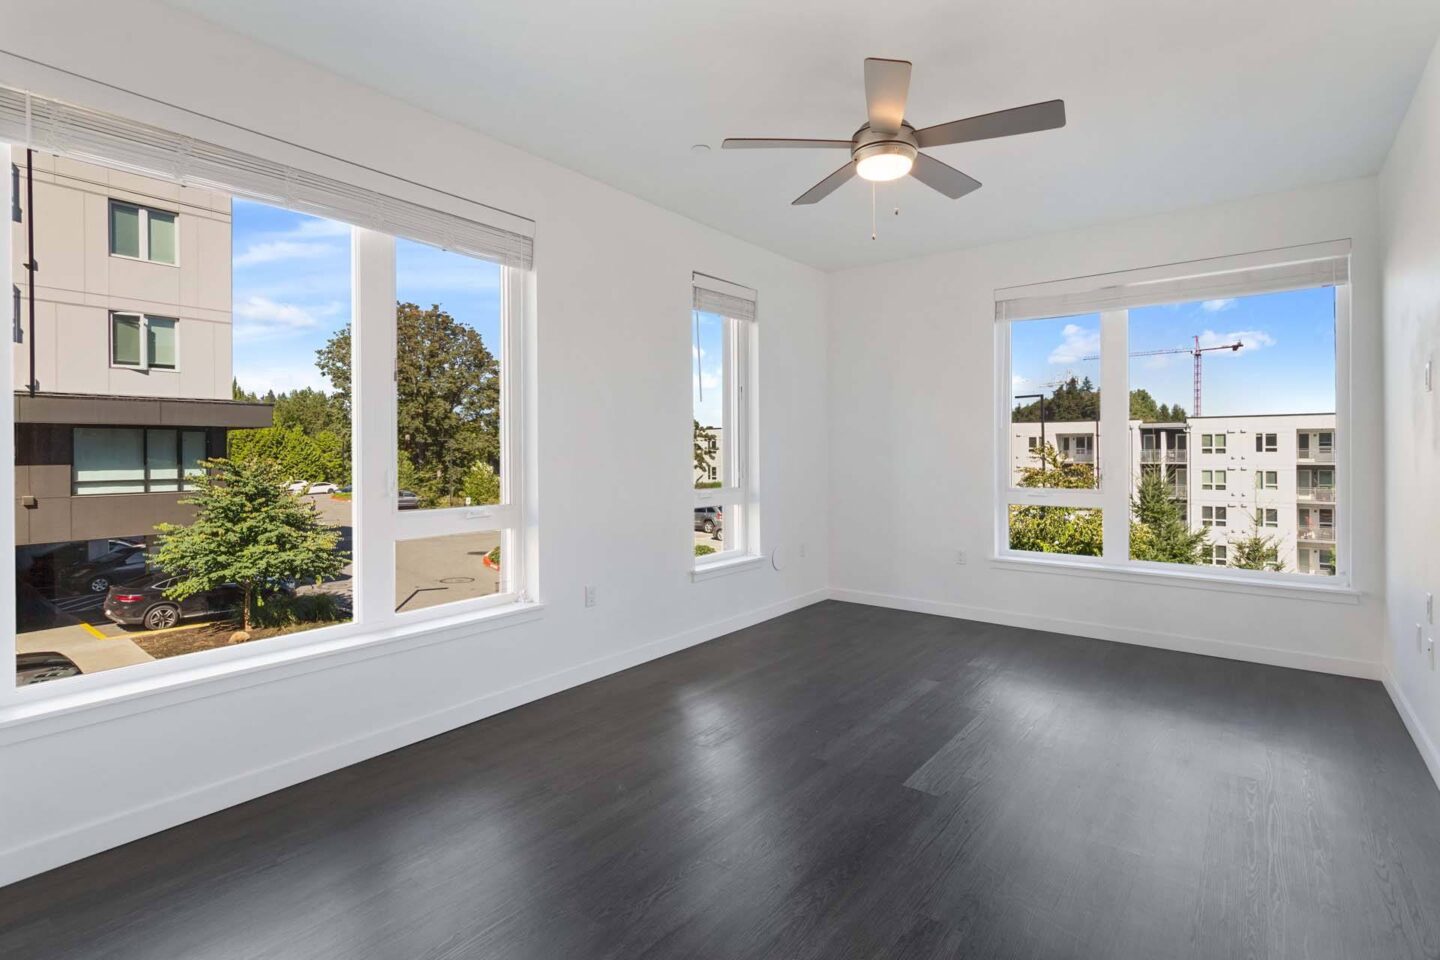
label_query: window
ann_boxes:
[110,312,177,370]
[3,98,536,689]
[108,200,177,264]
[1201,506,1227,528]
[692,274,757,568]
[73,427,208,494]
[996,240,1347,584]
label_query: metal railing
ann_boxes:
[1296,486,1337,502]
[1140,449,1186,464]
[1166,449,1187,463]
[1298,449,1336,463]
[1297,526,1336,542]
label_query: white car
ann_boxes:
[287,481,338,495]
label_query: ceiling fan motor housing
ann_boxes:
[851,122,919,166]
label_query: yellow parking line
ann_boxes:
[134,622,210,637]
[80,622,107,640]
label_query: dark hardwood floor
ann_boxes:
[4,600,1440,959]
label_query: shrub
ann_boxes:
[486,545,501,567]
[694,544,716,557]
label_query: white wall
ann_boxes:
[0,1,829,884]
[828,178,1385,676]
[1380,33,1440,788]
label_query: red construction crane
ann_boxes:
[1081,336,1243,416]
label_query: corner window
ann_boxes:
[110,313,177,370]
[691,275,757,569]
[997,241,1347,584]
[108,200,177,264]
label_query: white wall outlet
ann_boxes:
[956,549,968,565]
[584,585,597,608]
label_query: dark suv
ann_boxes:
[694,506,724,537]
[103,573,248,631]
[62,544,149,596]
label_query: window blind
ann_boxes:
[0,85,534,270]
[693,272,757,322]
[995,240,1350,322]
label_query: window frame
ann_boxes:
[107,199,178,265]
[71,425,209,495]
[109,311,179,371]
[992,241,1354,596]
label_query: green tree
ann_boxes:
[152,458,347,631]
[1129,388,1161,422]
[227,426,349,486]
[462,461,501,505]
[694,420,717,485]
[1229,510,1283,571]
[1008,444,1103,556]
[1129,469,1209,564]
[318,302,498,506]
[1012,377,1098,423]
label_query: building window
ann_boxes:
[110,312,177,370]
[996,240,1346,583]
[73,427,209,495]
[692,275,758,568]
[108,200,177,264]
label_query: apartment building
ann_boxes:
[11,153,269,597]
[1009,413,1337,575]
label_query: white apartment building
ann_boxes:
[1009,413,1337,575]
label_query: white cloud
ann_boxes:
[1201,298,1236,313]
[1012,374,1027,387]
[233,296,343,341]
[1197,328,1276,353]
[234,240,338,269]
[1047,323,1101,364]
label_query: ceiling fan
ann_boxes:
[722,58,1066,206]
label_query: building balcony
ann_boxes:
[1297,486,1337,502]
[1062,450,1095,464]
[1297,526,1336,542]
[1298,450,1335,463]
[1140,449,1186,464]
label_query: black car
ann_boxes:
[103,573,246,631]
[62,544,150,596]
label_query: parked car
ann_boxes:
[287,480,338,495]
[103,573,292,631]
[397,489,421,510]
[61,544,149,596]
[694,506,724,536]
[16,652,82,685]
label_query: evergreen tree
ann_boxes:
[1229,510,1284,571]
[1129,469,1208,564]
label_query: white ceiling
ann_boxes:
[167,0,1440,271]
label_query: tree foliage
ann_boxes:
[153,458,347,631]
[227,426,349,486]
[1229,510,1284,571]
[694,420,718,482]
[1013,381,1187,424]
[462,461,501,505]
[1129,468,1209,564]
[1007,444,1103,556]
[1127,388,1188,423]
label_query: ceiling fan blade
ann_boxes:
[915,99,1066,148]
[863,58,912,134]
[722,138,853,150]
[910,152,982,199]
[792,161,856,205]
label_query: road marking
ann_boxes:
[132,622,211,637]
[80,622,107,640]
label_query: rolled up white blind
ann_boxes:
[0,85,534,270]
[693,272,757,322]
[995,240,1349,322]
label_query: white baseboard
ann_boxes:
[0,588,830,888]
[828,587,1383,680]
[1382,668,1440,796]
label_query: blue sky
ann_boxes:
[693,310,724,428]
[1010,286,1337,417]
[231,199,502,397]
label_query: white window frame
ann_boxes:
[109,311,178,371]
[992,240,1355,598]
[691,274,759,576]
[108,199,178,265]
[0,129,540,718]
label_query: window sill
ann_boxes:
[692,554,766,582]
[989,555,1361,604]
[0,599,545,746]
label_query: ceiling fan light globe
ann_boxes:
[856,152,913,182]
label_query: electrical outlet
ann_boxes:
[584,585,597,608]
[956,549,968,565]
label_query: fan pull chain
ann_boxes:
[871,181,877,240]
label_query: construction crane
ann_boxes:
[1080,336,1243,416]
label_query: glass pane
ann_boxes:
[395,239,503,510]
[110,201,140,257]
[1007,505,1102,557]
[147,316,176,369]
[112,314,142,365]
[74,428,146,494]
[146,428,180,492]
[692,504,735,559]
[693,310,726,489]
[181,430,207,489]
[1128,286,1337,574]
[395,532,503,613]
[147,209,176,264]
[1009,314,1100,489]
